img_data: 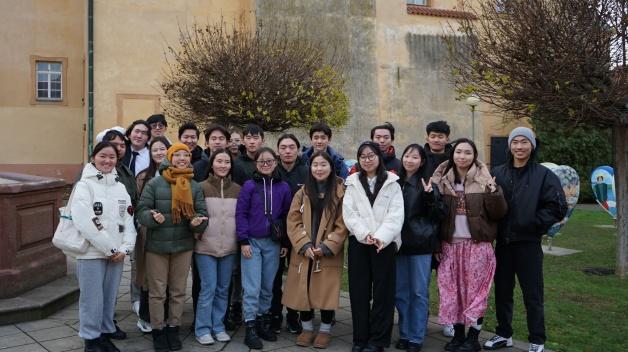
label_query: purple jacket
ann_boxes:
[236,174,292,244]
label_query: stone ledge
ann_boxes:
[0,275,78,325]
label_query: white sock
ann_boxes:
[301,319,314,331]
[319,322,332,334]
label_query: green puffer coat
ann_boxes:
[137,174,208,254]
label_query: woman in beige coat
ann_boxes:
[283,151,349,349]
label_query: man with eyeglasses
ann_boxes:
[147,114,169,140]
[122,120,151,176]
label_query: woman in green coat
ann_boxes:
[137,143,208,352]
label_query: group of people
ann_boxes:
[70,114,567,352]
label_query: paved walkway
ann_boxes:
[0,260,535,352]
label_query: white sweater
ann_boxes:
[70,163,136,259]
[342,171,404,250]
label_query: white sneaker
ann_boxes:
[529,343,544,352]
[136,319,152,333]
[131,300,140,316]
[215,331,231,342]
[483,335,513,350]
[442,324,455,337]
[196,334,215,345]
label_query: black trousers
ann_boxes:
[270,255,299,320]
[192,259,200,320]
[301,309,334,324]
[494,242,546,344]
[348,236,396,348]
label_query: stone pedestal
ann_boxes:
[0,172,67,298]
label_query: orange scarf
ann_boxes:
[161,166,195,224]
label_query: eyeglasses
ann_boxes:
[256,159,276,166]
[359,154,376,162]
[150,123,166,129]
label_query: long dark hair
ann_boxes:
[138,137,170,193]
[355,141,388,204]
[398,143,427,185]
[444,138,478,184]
[207,148,233,177]
[304,151,339,213]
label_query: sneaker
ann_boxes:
[528,343,544,352]
[271,314,283,334]
[196,334,215,345]
[442,324,455,337]
[286,315,303,334]
[215,331,231,342]
[483,335,513,350]
[131,301,140,316]
[137,319,152,333]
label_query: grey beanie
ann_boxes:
[508,127,536,150]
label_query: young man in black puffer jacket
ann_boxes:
[485,127,567,352]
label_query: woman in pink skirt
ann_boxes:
[431,138,507,352]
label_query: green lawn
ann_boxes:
[342,209,628,352]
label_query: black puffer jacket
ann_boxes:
[397,172,446,255]
[492,156,567,244]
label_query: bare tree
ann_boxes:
[161,19,348,132]
[446,0,628,276]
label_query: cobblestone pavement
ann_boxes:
[0,260,535,352]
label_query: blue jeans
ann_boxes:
[194,253,236,337]
[241,237,280,322]
[395,254,432,344]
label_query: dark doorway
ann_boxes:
[490,136,509,168]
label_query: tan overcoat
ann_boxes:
[282,178,348,311]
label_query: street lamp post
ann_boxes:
[465,94,480,142]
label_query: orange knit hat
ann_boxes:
[167,143,191,163]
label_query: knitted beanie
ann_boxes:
[167,143,191,163]
[508,127,537,150]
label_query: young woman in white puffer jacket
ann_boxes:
[71,141,136,352]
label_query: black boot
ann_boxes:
[271,313,283,334]
[102,320,127,340]
[99,336,120,352]
[256,314,278,341]
[244,320,263,349]
[444,323,465,351]
[151,329,169,352]
[84,337,107,352]
[165,325,182,351]
[456,327,481,352]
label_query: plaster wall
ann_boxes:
[0,0,86,179]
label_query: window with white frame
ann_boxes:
[408,0,428,5]
[36,61,63,101]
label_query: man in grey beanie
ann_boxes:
[485,127,567,352]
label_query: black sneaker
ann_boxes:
[271,314,283,334]
[256,314,277,341]
[244,320,263,349]
[83,337,107,352]
[99,336,120,352]
[286,315,302,334]
[395,339,408,350]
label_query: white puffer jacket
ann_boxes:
[342,171,404,250]
[71,163,136,259]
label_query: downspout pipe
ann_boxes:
[87,0,94,156]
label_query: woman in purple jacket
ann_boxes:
[236,147,292,349]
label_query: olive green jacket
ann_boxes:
[137,175,208,254]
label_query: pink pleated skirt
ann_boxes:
[437,239,496,326]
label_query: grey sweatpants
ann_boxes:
[76,258,124,339]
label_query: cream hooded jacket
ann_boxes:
[71,163,136,259]
[342,171,404,250]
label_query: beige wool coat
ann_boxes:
[282,178,349,311]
